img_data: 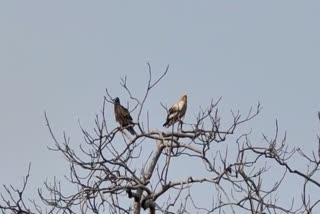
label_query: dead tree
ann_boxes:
[1,64,320,213]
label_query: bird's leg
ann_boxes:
[178,119,183,132]
[169,124,175,154]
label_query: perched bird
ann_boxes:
[114,97,136,135]
[163,94,187,128]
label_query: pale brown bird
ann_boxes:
[163,94,187,128]
[114,97,136,135]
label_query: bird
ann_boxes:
[163,94,187,128]
[113,97,136,135]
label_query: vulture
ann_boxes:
[114,97,136,135]
[163,94,187,128]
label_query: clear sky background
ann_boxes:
[0,0,320,211]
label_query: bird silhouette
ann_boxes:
[163,94,187,128]
[114,97,136,135]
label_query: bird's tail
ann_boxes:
[127,126,136,135]
[163,122,168,128]
[163,120,170,128]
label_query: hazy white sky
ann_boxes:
[0,0,319,211]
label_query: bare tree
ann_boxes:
[1,65,320,214]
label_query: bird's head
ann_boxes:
[113,97,120,104]
[181,94,187,101]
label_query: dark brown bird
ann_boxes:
[163,94,187,128]
[114,97,136,135]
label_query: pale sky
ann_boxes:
[0,1,319,212]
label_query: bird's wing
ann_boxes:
[171,99,186,118]
[120,105,133,121]
[167,102,180,118]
